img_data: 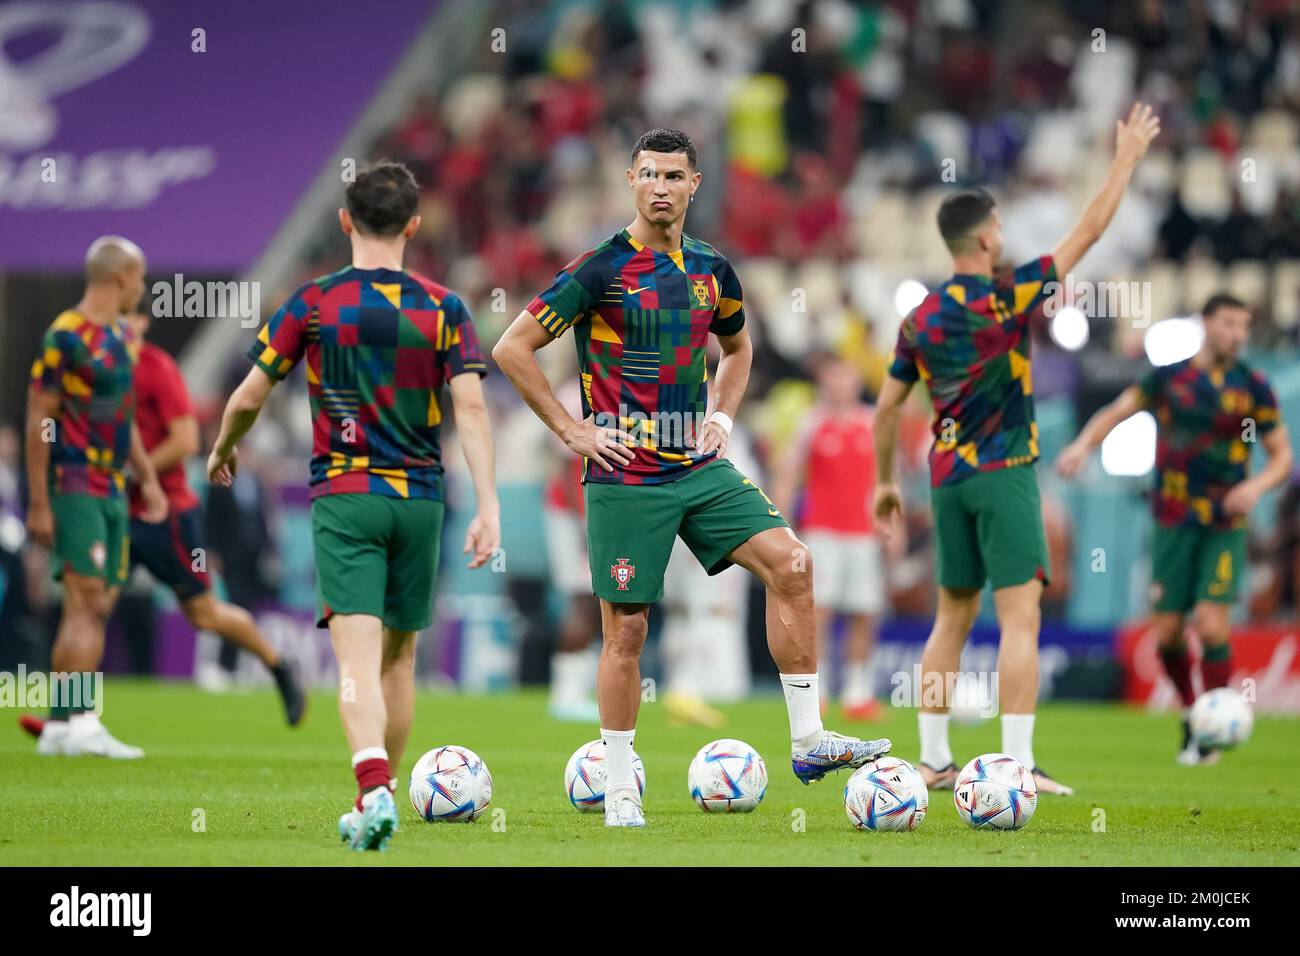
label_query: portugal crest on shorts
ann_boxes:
[610,558,636,591]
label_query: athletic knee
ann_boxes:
[604,613,648,658]
[65,581,110,624]
[1192,606,1229,643]
[1149,614,1185,647]
[769,539,813,599]
[382,634,417,673]
[185,599,219,631]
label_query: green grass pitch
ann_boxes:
[2,681,1298,866]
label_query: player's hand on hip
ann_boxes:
[1115,101,1161,167]
[139,479,169,523]
[563,415,636,473]
[207,447,238,487]
[695,421,729,459]
[1056,442,1088,479]
[463,511,500,569]
[26,501,54,550]
[1223,480,1260,517]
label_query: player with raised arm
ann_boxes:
[207,162,499,851]
[24,236,168,758]
[874,103,1162,796]
[493,128,890,829]
[1057,293,1291,764]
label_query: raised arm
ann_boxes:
[1057,384,1148,478]
[872,373,914,528]
[448,371,501,569]
[1053,102,1161,276]
[491,310,634,472]
[207,365,277,486]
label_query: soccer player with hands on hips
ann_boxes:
[494,128,891,829]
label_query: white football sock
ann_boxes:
[781,673,823,752]
[351,746,387,766]
[68,712,102,732]
[1001,713,1035,769]
[601,729,637,800]
[550,650,590,706]
[918,711,953,769]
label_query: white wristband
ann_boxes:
[709,411,734,435]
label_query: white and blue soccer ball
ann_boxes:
[688,738,768,813]
[953,753,1037,830]
[564,739,646,812]
[1190,688,1254,751]
[844,756,929,832]
[409,745,493,822]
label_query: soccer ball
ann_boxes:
[564,739,646,812]
[688,738,768,813]
[409,745,493,822]
[953,753,1037,830]
[1189,688,1253,750]
[844,756,929,832]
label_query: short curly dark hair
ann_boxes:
[630,128,697,169]
[345,160,419,237]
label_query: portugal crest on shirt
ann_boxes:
[690,278,712,309]
[610,558,636,591]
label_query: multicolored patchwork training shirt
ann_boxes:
[29,310,138,498]
[1137,357,1280,529]
[526,228,746,485]
[888,256,1057,487]
[249,266,488,500]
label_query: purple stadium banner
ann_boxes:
[0,0,436,270]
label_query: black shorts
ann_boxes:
[129,505,212,601]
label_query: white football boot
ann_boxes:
[63,714,144,759]
[36,720,70,756]
[604,789,646,828]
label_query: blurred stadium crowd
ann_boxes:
[4,0,1299,691]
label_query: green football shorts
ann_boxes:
[310,494,444,631]
[1150,523,1246,614]
[930,464,1050,591]
[51,493,129,586]
[583,458,790,603]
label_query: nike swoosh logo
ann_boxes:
[789,682,811,689]
[626,286,650,295]
[768,508,781,516]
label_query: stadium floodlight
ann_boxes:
[1143,316,1203,367]
[894,279,928,318]
[1100,410,1157,476]
[1049,306,1089,351]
